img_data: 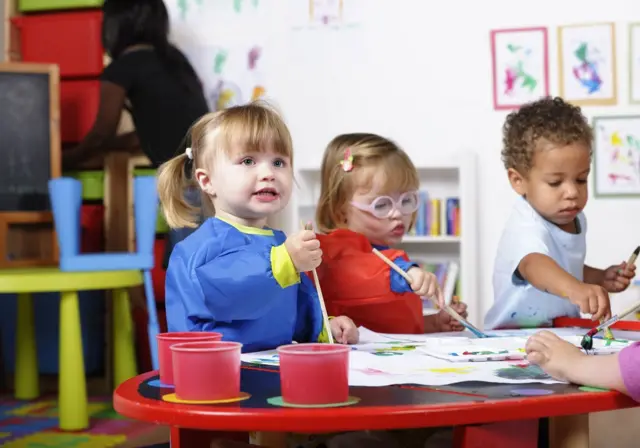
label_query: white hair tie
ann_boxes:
[185,147,193,160]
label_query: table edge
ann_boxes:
[113,371,639,433]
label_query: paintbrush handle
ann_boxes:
[302,221,334,344]
[371,248,479,330]
[596,301,640,331]
[372,248,412,282]
[312,268,334,344]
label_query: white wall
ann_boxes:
[168,0,640,321]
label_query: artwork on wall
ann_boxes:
[593,115,640,197]
[208,45,267,110]
[630,23,640,104]
[490,27,550,110]
[558,23,617,106]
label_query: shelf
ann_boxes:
[400,235,460,243]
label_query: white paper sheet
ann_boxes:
[240,327,638,386]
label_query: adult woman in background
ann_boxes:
[63,0,209,263]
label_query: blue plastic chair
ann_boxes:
[48,176,160,370]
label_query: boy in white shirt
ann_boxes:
[485,97,635,330]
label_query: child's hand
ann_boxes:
[285,229,322,272]
[329,316,359,344]
[566,282,611,321]
[406,267,445,308]
[525,330,585,382]
[602,262,636,293]
[435,302,468,332]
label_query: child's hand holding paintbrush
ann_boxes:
[601,246,639,293]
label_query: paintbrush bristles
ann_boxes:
[628,245,640,266]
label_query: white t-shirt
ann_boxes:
[484,196,584,330]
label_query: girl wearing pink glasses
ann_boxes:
[313,133,469,335]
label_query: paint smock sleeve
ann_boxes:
[313,229,424,334]
[316,230,416,298]
[499,223,553,286]
[618,342,640,402]
[166,227,300,332]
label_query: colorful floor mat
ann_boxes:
[0,396,159,447]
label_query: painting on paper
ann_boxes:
[181,44,267,111]
[417,336,629,362]
[558,23,617,106]
[490,27,549,110]
[240,328,637,387]
[631,23,640,104]
[593,116,640,197]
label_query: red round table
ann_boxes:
[114,319,640,447]
[114,364,637,448]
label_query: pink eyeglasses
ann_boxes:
[350,191,420,219]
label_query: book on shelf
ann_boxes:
[418,261,461,310]
[409,191,460,237]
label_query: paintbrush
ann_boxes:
[580,300,640,350]
[598,246,640,342]
[371,248,489,338]
[302,221,334,344]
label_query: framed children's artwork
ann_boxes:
[490,27,549,110]
[630,23,640,104]
[558,23,617,106]
[592,115,640,198]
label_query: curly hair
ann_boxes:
[501,96,593,172]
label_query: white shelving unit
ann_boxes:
[291,151,480,327]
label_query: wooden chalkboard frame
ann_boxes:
[0,62,60,267]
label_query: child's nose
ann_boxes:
[258,163,275,180]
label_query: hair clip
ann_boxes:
[340,148,353,172]
[185,147,193,160]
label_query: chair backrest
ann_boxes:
[49,176,159,257]
[48,177,82,259]
[133,176,159,256]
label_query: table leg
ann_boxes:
[549,414,589,448]
[15,293,39,400]
[59,290,88,430]
[113,288,137,387]
[452,420,538,448]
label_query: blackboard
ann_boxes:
[0,63,60,211]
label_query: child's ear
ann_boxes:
[195,168,215,196]
[507,168,527,196]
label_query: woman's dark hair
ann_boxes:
[102,0,202,93]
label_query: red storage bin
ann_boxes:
[61,80,100,143]
[152,238,166,302]
[80,204,104,253]
[12,11,104,78]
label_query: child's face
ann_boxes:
[509,142,590,230]
[197,144,292,227]
[345,177,415,246]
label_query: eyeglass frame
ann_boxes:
[350,190,420,219]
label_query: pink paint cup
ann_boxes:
[157,332,222,385]
[277,343,350,405]
[171,341,243,401]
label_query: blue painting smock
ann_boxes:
[165,216,327,352]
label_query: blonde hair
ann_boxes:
[157,101,294,228]
[316,133,419,233]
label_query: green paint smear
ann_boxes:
[494,364,551,381]
[579,386,609,393]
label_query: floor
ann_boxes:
[0,396,169,447]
